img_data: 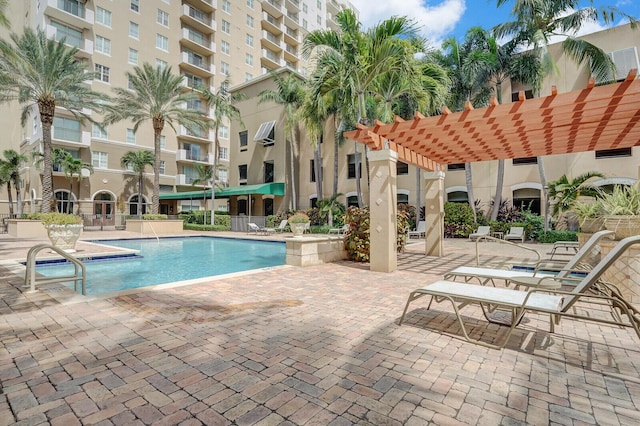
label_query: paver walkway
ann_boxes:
[1,233,639,425]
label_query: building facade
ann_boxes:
[0,0,357,221]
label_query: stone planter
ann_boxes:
[580,217,604,233]
[604,215,640,240]
[125,219,184,234]
[600,240,640,306]
[45,224,83,252]
[289,222,308,238]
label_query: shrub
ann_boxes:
[343,207,410,262]
[142,214,168,220]
[444,202,475,238]
[521,211,545,241]
[538,230,578,243]
[183,223,229,232]
[27,212,82,225]
[288,211,310,223]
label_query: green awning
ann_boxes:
[159,182,285,200]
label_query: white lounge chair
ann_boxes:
[504,226,525,243]
[408,221,426,239]
[399,234,640,349]
[469,226,490,241]
[247,222,274,235]
[444,230,614,288]
[274,220,288,233]
[328,224,349,235]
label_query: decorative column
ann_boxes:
[368,149,398,272]
[424,171,445,257]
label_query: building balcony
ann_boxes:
[285,0,301,12]
[284,26,300,45]
[183,0,216,14]
[177,125,212,143]
[284,44,299,62]
[180,52,214,77]
[180,28,215,55]
[262,0,284,18]
[45,0,94,29]
[181,4,215,34]
[261,30,283,52]
[327,13,340,31]
[45,24,93,58]
[261,11,283,34]
[176,174,207,186]
[284,11,299,28]
[51,128,91,148]
[176,149,214,165]
[261,49,286,70]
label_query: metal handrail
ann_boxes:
[24,244,86,295]
[474,235,541,266]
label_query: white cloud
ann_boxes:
[546,9,610,45]
[348,0,466,46]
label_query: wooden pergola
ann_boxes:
[344,70,640,272]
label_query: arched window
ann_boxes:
[447,191,468,203]
[54,190,75,213]
[513,188,541,214]
[128,194,148,216]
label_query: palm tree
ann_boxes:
[258,72,306,211]
[0,28,106,213]
[61,154,93,214]
[548,171,605,220]
[304,9,419,207]
[494,0,637,229]
[0,0,10,28]
[302,88,333,201]
[104,63,208,214]
[192,164,214,225]
[0,149,28,217]
[120,150,154,219]
[201,77,245,225]
[463,28,542,221]
[317,193,345,227]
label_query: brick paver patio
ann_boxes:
[1,232,639,425]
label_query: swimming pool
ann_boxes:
[34,237,286,296]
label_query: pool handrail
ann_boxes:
[24,244,87,295]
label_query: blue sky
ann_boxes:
[348,0,640,47]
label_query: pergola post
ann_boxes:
[368,149,398,272]
[424,171,445,257]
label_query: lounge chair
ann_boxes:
[444,230,614,288]
[408,221,426,239]
[274,220,288,233]
[328,224,349,235]
[399,235,640,349]
[247,222,274,236]
[469,226,490,241]
[504,226,525,243]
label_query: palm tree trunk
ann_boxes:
[538,157,549,231]
[137,173,143,219]
[314,140,323,200]
[152,118,163,215]
[354,142,363,208]
[68,180,73,214]
[289,136,297,211]
[41,120,54,213]
[15,183,22,217]
[333,117,340,196]
[465,162,477,222]
[6,182,14,217]
[415,166,421,219]
[490,160,504,221]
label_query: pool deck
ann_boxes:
[1,231,639,425]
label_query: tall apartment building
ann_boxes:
[225,22,639,224]
[0,0,358,220]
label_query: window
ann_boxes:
[156,59,168,69]
[128,76,135,90]
[218,168,228,184]
[238,164,248,180]
[317,0,321,8]
[253,121,275,145]
[156,34,168,51]
[95,64,110,83]
[92,123,107,139]
[245,53,253,66]
[245,73,253,82]
[264,161,274,183]
[220,40,230,54]
[218,125,229,139]
[126,129,136,144]
[246,15,254,27]
[303,3,308,13]
[222,0,231,13]
[302,19,307,30]
[95,35,111,55]
[50,21,82,48]
[397,194,409,204]
[246,34,253,47]
[447,191,468,203]
[220,62,230,75]
[221,20,231,34]
[247,0,254,8]
[347,153,361,179]
[159,161,166,175]
[160,135,166,149]
[53,117,81,142]
[57,0,84,17]
[130,0,139,12]
[317,15,322,25]
[347,195,358,207]
[512,157,538,165]
[511,89,533,102]
[447,163,465,171]
[96,7,111,27]
[595,148,632,158]
[396,161,409,175]
[157,9,169,26]
[239,130,248,148]
[219,147,228,160]
[310,159,323,182]
[92,151,108,169]
[129,22,139,39]
[128,48,138,65]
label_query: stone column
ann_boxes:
[368,149,398,272]
[424,171,445,257]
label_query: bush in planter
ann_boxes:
[141,214,168,220]
[288,211,310,224]
[599,184,640,239]
[27,212,82,225]
[572,200,604,233]
[343,207,410,262]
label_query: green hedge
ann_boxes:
[184,223,229,232]
[178,211,230,228]
[538,230,578,243]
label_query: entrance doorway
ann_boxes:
[93,192,115,229]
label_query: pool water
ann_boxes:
[35,237,286,295]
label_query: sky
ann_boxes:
[347,0,640,48]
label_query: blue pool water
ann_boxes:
[34,237,286,295]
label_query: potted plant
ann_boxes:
[572,200,604,233]
[599,184,640,240]
[288,211,310,237]
[30,212,84,252]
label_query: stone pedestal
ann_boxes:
[285,236,348,266]
[424,171,445,257]
[125,220,184,234]
[600,240,640,305]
